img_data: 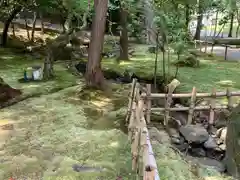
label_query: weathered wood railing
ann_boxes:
[126,79,160,180]
[126,78,240,179]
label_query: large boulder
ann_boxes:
[179,125,209,144]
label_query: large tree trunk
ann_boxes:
[43,49,54,79]
[31,11,37,42]
[194,1,203,40]
[40,12,44,34]
[1,6,22,46]
[85,0,108,89]
[225,104,240,178]
[24,17,30,40]
[118,7,129,61]
[142,0,156,44]
[185,4,190,30]
[228,12,235,37]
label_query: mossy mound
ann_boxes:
[0,77,21,104]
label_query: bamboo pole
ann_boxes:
[141,91,240,99]
[209,87,216,127]
[141,127,148,178]
[146,84,151,123]
[132,130,140,171]
[135,83,141,103]
[187,87,197,124]
[125,78,137,122]
[151,105,228,112]
[227,88,233,110]
[144,129,160,180]
[128,102,137,141]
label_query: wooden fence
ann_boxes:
[126,78,240,179]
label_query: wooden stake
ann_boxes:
[146,84,151,123]
[209,87,216,126]
[187,87,197,124]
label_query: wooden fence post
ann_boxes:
[227,88,233,110]
[125,78,137,123]
[146,84,151,123]
[187,87,197,124]
[208,87,216,131]
[164,84,174,127]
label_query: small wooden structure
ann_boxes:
[126,78,240,179]
[194,39,240,61]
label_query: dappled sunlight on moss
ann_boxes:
[0,83,133,179]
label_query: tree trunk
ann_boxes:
[40,12,44,34]
[142,0,156,44]
[64,13,73,32]
[43,49,54,79]
[11,23,15,37]
[185,4,190,30]
[31,11,37,42]
[118,7,129,61]
[194,1,203,40]
[1,6,22,46]
[228,12,234,37]
[24,17,30,40]
[225,104,240,178]
[85,0,108,89]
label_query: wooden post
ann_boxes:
[146,84,151,123]
[164,87,171,127]
[227,88,233,110]
[208,87,216,131]
[224,46,228,60]
[187,87,197,124]
[125,78,137,123]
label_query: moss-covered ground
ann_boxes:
[0,41,239,180]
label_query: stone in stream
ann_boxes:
[204,136,218,149]
[219,127,227,143]
[189,147,206,157]
[168,128,182,144]
[72,164,104,172]
[186,155,226,173]
[179,125,209,144]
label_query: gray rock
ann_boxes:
[219,144,226,151]
[174,142,189,151]
[169,128,180,138]
[190,147,206,157]
[186,156,226,173]
[72,164,104,172]
[216,127,224,138]
[179,125,209,143]
[220,127,227,143]
[204,136,218,149]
